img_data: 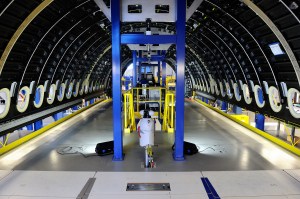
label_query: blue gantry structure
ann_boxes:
[112,0,186,160]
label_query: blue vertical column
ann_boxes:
[53,112,64,121]
[73,105,78,111]
[138,50,142,81]
[255,113,265,131]
[157,61,161,86]
[90,98,95,104]
[162,60,166,86]
[174,0,186,161]
[232,105,242,114]
[112,0,123,161]
[34,120,43,131]
[132,51,137,87]
[221,101,227,111]
[255,88,265,131]
[26,124,34,131]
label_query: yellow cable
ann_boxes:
[0,133,10,147]
[3,133,10,146]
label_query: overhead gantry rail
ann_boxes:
[0,0,299,138]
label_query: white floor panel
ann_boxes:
[90,194,171,199]
[89,172,208,198]
[0,171,95,198]
[171,194,209,199]
[0,170,12,181]
[285,170,300,182]
[202,170,300,198]
[0,197,74,199]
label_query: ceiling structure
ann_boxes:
[0,0,300,132]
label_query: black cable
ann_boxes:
[56,145,98,158]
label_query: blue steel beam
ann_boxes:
[137,57,165,62]
[158,50,161,85]
[221,101,228,111]
[138,50,142,81]
[255,89,265,131]
[162,53,166,87]
[121,34,177,44]
[34,120,43,131]
[132,51,137,87]
[255,114,265,131]
[232,105,242,114]
[158,61,161,85]
[174,0,186,161]
[112,0,123,161]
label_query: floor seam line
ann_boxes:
[283,169,300,184]
[0,170,14,182]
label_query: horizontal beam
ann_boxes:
[137,57,164,62]
[121,34,177,44]
[194,91,216,101]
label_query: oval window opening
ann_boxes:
[84,82,89,94]
[287,88,300,118]
[73,82,80,97]
[17,86,30,113]
[66,83,73,99]
[34,85,44,108]
[57,83,65,102]
[89,81,94,93]
[243,84,252,104]
[233,83,241,101]
[268,86,282,113]
[47,84,56,104]
[0,88,11,119]
[220,82,226,97]
[226,82,233,99]
[210,81,215,94]
[254,85,265,108]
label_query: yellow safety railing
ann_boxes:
[162,90,175,133]
[284,123,300,146]
[123,91,136,133]
[0,133,10,148]
[132,87,165,118]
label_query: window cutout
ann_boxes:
[85,81,89,94]
[66,83,73,99]
[243,84,252,104]
[155,5,170,13]
[0,88,10,119]
[268,86,282,112]
[287,88,300,118]
[233,83,241,101]
[73,82,80,97]
[34,85,44,108]
[254,85,265,108]
[57,83,65,102]
[17,86,30,113]
[47,84,56,104]
[268,42,285,56]
[128,4,142,13]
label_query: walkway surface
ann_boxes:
[0,100,300,198]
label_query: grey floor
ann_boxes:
[1,100,300,171]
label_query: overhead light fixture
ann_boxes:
[268,42,285,56]
[289,2,298,9]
